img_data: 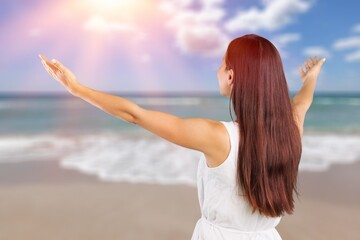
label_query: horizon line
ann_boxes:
[0,90,360,98]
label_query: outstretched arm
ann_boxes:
[291,56,326,136]
[39,54,139,123]
[74,83,140,124]
[292,56,326,110]
[38,54,223,157]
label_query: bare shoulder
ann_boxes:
[171,118,229,168]
[204,120,231,168]
[199,119,229,153]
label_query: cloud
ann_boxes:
[344,49,360,62]
[272,33,301,46]
[159,0,194,10]
[271,33,301,58]
[333,36,360,62]
[83,15,145,41]
[200,0,225,8]
[352,24,360,33]
[159,0,229,57]
[159,0,311,58]
[224,0,312,32]
[174,24,230,57]
[333,36,360,49]
[303,46,331,58]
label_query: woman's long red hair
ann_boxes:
[226,34,302,217]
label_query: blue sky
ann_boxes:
[0,0,359,94]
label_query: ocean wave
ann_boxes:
[1,132,360,186]
[59,134,200,187]
[299,133,360,171]
[314,97,360,106]
[0,134,77,162]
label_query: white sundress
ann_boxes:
[191,121,283,240]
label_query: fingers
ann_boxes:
[39,54,63,78]
[39,54,54,70]
[43,64,57,80]
[300,56,326,74]
[311,56,326,66]
[298,65,305,78]
[318,57,326,67]
[39,54,54,69]
[314,56,319,64]
[312,56,326,68]
[304,61,310,71]
[39,55,56,77]
[308,57,314,67]
[51,59,65,73]
[39,54,49,63]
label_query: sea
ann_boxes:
[1,92,360,187]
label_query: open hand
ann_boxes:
[39,54,79,95]
[298,56,326,85]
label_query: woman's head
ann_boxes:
[217,34,284,98]
[223,34,302,217]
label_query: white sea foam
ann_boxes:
[59,133,201,187]
[299,133,360,171]
[315,97,360,106]
[0,134,77,162]
[1,132,360,186]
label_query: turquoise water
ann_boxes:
[1,92,359,134]
[0,92,360,186]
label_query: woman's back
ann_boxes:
[191,121,282,240]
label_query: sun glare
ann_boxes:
[87,0,138,11]
[75,0,144,19]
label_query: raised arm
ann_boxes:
[293,56,326,108]
[38,54,224,158]
[292,56,326,135]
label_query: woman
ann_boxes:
[39,33,325,240]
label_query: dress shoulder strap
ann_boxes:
[219,121,239,165]
[220,121,238,147]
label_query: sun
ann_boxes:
[86,0,139,12]
[74,0,144,19]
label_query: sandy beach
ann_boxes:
[0,160,359,240]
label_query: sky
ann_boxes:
[0,0,359,94]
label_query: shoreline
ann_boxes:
[0,159,359,239]
[1,159,359,204]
